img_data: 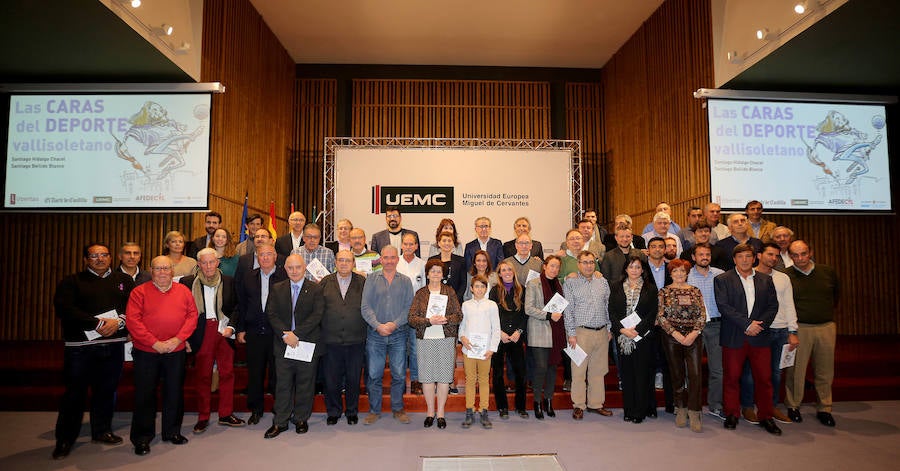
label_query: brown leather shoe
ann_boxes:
[772,408,793,424]
[742,407,759,425]
[572,408,584,420]
[587,407,613,417]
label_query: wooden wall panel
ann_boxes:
[291,79,337,220]
[566,82,605,224]
[600,0,899,334]
[351,79,551,139]
[0,0,295,340]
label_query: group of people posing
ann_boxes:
[51,200,840,460]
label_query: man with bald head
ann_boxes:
[264,255,325,438]
[127,255,198,455]
[503,216,544,258]
[704,202,730,241]
[641,202,682,235]
[783,240,840,427]
[350,227,382,275]
[360,245,415,425]
[716,213,763,272]
[771,226,795,269]
[275,211,307,257]
[234,228,286,289]
[320,249,368,424]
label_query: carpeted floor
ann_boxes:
[1,401,898,470]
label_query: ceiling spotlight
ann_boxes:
[131,0,141,7]
[756,28,767,40]
[162,24,174,35]
[794,2,806,14]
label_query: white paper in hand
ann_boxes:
[355,259,373,274]
[306,258,330,281]
[542,292,569,314]
[424,293,448,339]
[284,341,316,362]
[218,316,235,339]
[621,313,641,329]
[563,343,588,367]
[779,344,796,369]
[526,270,541,284]
[466,333,489,360]
[84,310,119,341]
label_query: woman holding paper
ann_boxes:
[524,255,566,418]
[459,275,501,429]
[608,255,658,424]
[463,250,498,301]
[163,230,197,279]
[428,231,467,303]
[489,261,528,419]
[408,258,463,429]
[657,258,706,432]
[208,228,238,277]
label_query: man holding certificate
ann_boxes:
[264,255,325,438]
[563,251,613,420]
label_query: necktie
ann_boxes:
[290,284,299,330]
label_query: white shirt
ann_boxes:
[459,297,502,355]
[780,251,793,268]
[204,284,217,320]
[738,270,756,317]
[396,256,426,291]
[768,270,798,330]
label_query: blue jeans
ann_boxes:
[366,326,408,413]
[701,320,723,411]
[740,328,788,407]
[406,325,418,382]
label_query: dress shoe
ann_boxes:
[623,415,634,422]
[193,419,210,434]
[533,401,544,420]
[264,424,288,438]
[541,399,555,418]
[562,380,571,392]
[248,412,262,425]
[449,385,459,394]
[647,409,658,419]
[724,415,738,430]
[816,411,836,427]
[347,415,358,425]
[392,410,411,424]
[572,408,584,420]
[436,417,447,429]
[772,409,793,424]
[424,416,435,428]
[787,408,803,423]
[296,420,309,434]
[134,443,151,456]
[587,407,613,417]
[632,417,644,424]
[218,415,246,427]
[91,432,123,445]
[760,418,782,435]
[326,416,339,425]
[499,408,509,419]
[517,409,529,419]
[742,407,760,424]
[162,434,188,445]
[52,442,72,460]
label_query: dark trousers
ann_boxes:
[529,347,559,402]
[661,333,704,411]
[130,349,186,445]
[651,326,674,409]
[618,334,655,420]
[55,343,124,444]
[245,332,276,414]
[323,343,365,417]
[723,341,774,420]
[492,339,526,411]
[273,349,318,426]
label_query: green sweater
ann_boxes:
[785,263,840,324]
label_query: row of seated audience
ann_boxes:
[50,201,839,459]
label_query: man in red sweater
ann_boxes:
[126,255,198,456]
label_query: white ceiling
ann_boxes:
[249,0,665,68]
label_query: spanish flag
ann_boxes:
[267,200,277,239]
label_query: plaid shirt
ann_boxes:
[563,274,611,337]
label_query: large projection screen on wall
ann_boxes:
[2,84,220,212]
[333,144,577,252]
[703,90,894,213]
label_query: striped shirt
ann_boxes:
[687,266,724,321]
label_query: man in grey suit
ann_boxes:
[370,206,420,257]
[264,255,324,438]
[319,250,367,425]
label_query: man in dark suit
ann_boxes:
[599,226,647,282]
[180,249,244,434]
[275,211,306,257]
[234,228,286,290]
[603,215,647,252]
[264,255,325,438]
[464,216,505,271]
[714,243,781,435]
[235,242,287,425]
[370,206,420,257]
[502,216,544,258]
[188,211,221,258]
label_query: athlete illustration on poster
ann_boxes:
[801,110,884,185]
[112,101,205,180]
